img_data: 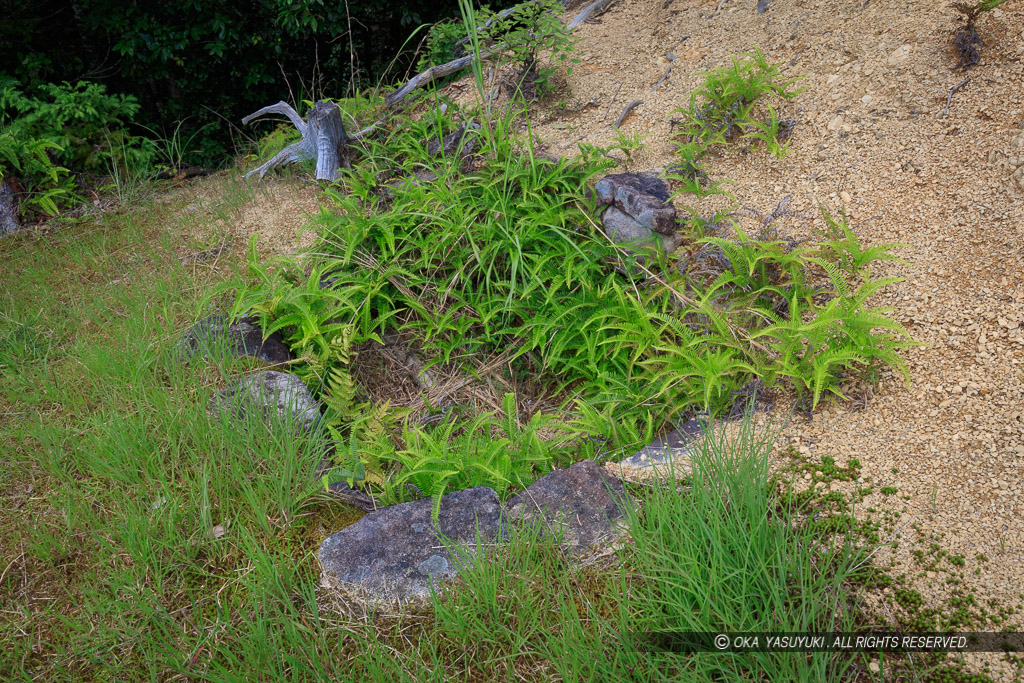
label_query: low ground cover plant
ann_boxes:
[667,47,802,203]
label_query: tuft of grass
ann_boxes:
[617,416,865,680]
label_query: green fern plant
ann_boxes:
[377,395,562,520]
[740,104,792,158]
[813,207,907,279]
[671,47,803,159]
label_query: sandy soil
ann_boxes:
[157,168,323,262]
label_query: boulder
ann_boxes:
[602,206,682,253]
[595,172,677,236]
[318,486,502,608]
[208,370,321,432]
[178,314,291,366]
[503,460,631,560]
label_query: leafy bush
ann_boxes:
[0,77,154,217]
[1,78,146,173]
[417,17,475,72]
[0,130,71,217]
[481,0,581,96]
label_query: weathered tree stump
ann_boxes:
[242,100,349,182]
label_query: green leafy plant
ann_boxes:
[609,128,647,164]
[234,95,914,503]
[0,77,155,216]
[741,103,793,158]
[1,78,145,173]
[664,145,735,200]
[373,393,569,519]
[0,132,72,217]
[813,207,907,280]
[417,17,475,73]
[670,47,802,160]
[481,0,581,98]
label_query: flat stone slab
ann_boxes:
[503,460,631,559]
[318,486,502,608]
[178,314,291,366]
[208,370,321,432]
[611,418,707,479]
[595,172,677,236]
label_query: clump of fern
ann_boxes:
[667,46,802,207]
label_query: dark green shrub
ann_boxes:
[0,77,153,216]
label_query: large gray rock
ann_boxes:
[208,371,321,432]
[178,314,291,366]
[602,206,682,253]
[503,460,631,559]
[595,172,677,236]
[318,486,502,608]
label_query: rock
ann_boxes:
[602,206,681,253]
[318,486,502,608]
[594,172,677,236]
[602,206,657,244]
[886,44,911,65]
[209,371,321,432]
[503,460,631,560]
[827,115,844,132]
[618,418,706,472]
[178,314,291,366]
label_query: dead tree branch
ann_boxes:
[568,0,616,29]
[614,100,642,128]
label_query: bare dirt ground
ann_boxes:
[496,0,1024,677]
[156,167,322,262]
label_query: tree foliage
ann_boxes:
[1,0,516,164]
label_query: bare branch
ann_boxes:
[614,100,642,128]
[241,101,308,136]
[568,0,616,29]
[384,52,493,108]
